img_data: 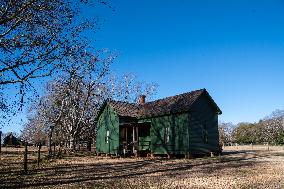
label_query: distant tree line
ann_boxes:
[219,109,284,146]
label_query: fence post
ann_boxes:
[37,143,42,166]
[0,131,2,154]
[53,143,56,157]
[24,142,28,173]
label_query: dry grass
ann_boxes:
[0,145,284,189]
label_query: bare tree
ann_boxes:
[21,116,47,145]
[0,0,107,106]
[23,51,113,151]
[109,73,158,103]
[260,109,284,144]
[22,57,158,152]
[218,122,235,146]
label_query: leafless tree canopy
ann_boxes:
[218,122,235,146]
[108,73,158,103]
[21,67,158,150]
[0,0,105,102]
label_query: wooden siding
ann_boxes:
[96,91,220,156]
[138,93,219,155]
[139,113,189,155]
[189,93,220,154]
[96,104,120,154]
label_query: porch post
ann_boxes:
[132,126,135,153]
[136,126,139,157]
[136,126,139,146]
[126,127,128,142]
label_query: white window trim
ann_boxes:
[165,127,170,143]
[106,130,110,144]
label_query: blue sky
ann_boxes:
[2,0,284,133]
[94,0,284,123]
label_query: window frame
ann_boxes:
[164,127,170,144]
[201,124,208,143]
[106,130,110,144]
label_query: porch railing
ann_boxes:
[120,140,151,154]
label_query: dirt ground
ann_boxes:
[0,145,284,189]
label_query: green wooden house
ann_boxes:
[95,89,222,157]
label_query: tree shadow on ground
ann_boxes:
[0,150,269,189]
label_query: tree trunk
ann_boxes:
[48,128,54,156]
[70,138,73,150]
[87,139,92,151]
[57,142,63,158]
[70,137,75,151]
[53,144,56,156]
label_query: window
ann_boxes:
[106,130,110,144]
[164,127,170,143]
[201,124,208,143]
[139,123,151,137]
[120,127,126,141]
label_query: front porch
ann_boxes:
[119,122,151,156]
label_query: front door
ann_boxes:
[120,125,138,154]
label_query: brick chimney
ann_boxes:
[139,95,146,105]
